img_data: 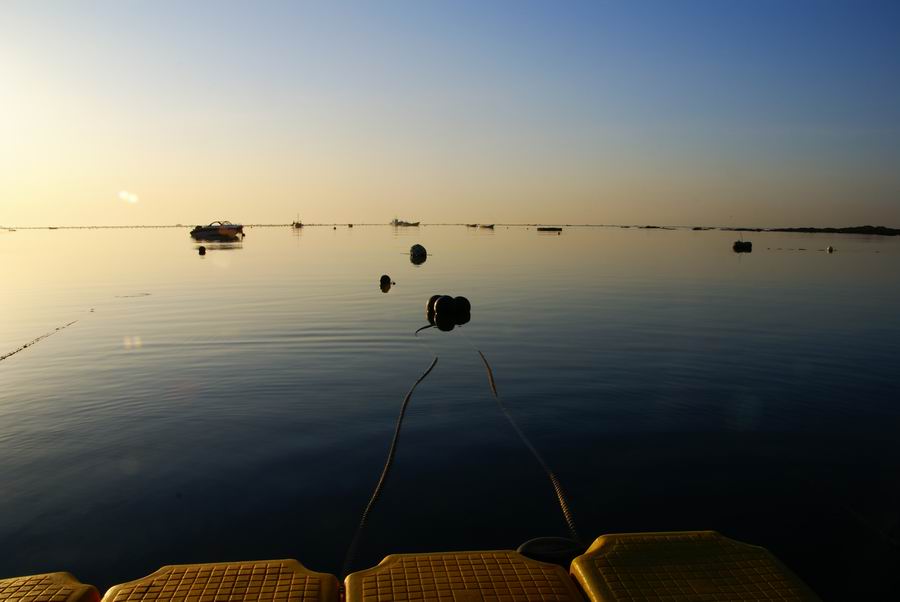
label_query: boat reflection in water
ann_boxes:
[193,241,243,252]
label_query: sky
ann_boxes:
[1,1,899,227]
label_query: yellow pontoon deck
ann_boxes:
[1,531,821,602]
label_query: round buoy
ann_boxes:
[453,296,471,314]
[426,295,442,314]
[827,245,834,253]
[434,312,456,332]
[380,275,391,286]
[434,295,456,315]
[198,246,206,256]
[410,244,427,258]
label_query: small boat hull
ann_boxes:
[190,221,244,241]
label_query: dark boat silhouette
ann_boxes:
[190,221,244,240]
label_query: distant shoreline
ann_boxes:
[719,225,900,236]
[2,223,899,236]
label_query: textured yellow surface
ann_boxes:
[345,550,584,601]
[0,572,99,602]
[102,560,337,602]
[570,531,821,601]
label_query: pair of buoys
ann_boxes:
[198,246,207,256]
[426,295,471,331]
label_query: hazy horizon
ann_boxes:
[3,1,899,227]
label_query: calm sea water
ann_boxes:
[2,226,899,598]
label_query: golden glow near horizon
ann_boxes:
[1,3,898,228]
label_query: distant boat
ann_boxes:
[48,227,58,230]
[390,219,420,227]
[479,224,495,229]
[190,221,244,240]
[537,227,562,232]
[466,224,478,228]
[292,220,303,229]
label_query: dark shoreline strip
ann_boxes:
[722,225,900,236]
[0,320,79,363]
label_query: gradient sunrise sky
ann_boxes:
[2,1,899,227]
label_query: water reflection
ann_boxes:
[2,227,899,597]
[193,242,244,252]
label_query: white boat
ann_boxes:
[190,221,244,240]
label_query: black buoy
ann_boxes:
[198,246,206,256]
[733,240,752,253]
[424,294,472,331]
[426,295,442,314]
[380,274,392,293]
[434,311,456,332]
[433,295,456,315]
[410,242,427,265]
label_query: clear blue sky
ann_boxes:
[2,0,899,226]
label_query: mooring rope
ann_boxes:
[0,321,78,363]
[340,328,438,578]
[469,340,582,543]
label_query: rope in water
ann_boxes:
[0,321,78,363]
[340,327,438,578]
[471,343,582,543]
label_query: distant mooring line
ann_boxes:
[0,320,78,363]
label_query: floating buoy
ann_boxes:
[380,274,392,293]
[733,240,752,253]
[827,245,834,253]
[433,295,456,315]
[424,294,472,331]
[198,246,206,256]
[426,295,442,314]
[410,244,427,265]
